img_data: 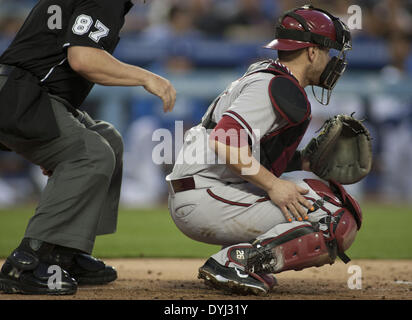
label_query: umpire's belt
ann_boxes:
[0,64,15,76]
[168,177,196,194]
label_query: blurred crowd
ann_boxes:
[0,0,412,206]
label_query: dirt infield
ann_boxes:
[0,258,411,300]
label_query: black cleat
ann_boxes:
[0,251,77,295]
[67,254,117,285]
[198,258,269,296]
[45,247,117,285]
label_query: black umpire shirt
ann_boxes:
[0,0,133,108]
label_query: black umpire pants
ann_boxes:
[0,75,123,254]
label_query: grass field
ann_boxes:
[0,203,411,259]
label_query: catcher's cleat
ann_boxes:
[0,251,77,295]
[45,247,117,285]
[198,258,270,296]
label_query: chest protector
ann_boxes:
[202,59,311,176]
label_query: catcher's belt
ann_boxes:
[168,177,196,194]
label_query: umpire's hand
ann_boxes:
[143,73,176,113]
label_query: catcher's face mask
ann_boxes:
[315,18,352,105]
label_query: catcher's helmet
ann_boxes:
[265,5,352,105]
[265,5,351,52]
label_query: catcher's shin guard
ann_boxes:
[224,202,359,274]
[246,224,336,274]
[214,222,336,275]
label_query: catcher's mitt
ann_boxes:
[302,114,372,184]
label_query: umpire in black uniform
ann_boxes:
[0,0,176,295]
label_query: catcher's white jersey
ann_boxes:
[167,67,291,186]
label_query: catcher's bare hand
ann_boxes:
[143,74,176,113]
[267,179,312,222]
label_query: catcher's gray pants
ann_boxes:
[168,175,335,247]
[0,76,123,254]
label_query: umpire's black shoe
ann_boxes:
[45,247,117,285]
[198,258,269,295]
[0,249,77,295]
[66,253,117,285]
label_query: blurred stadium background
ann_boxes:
[0,0,411,259]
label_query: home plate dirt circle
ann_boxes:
[0,259,411,300]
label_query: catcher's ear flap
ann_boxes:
[268,76,311,124]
